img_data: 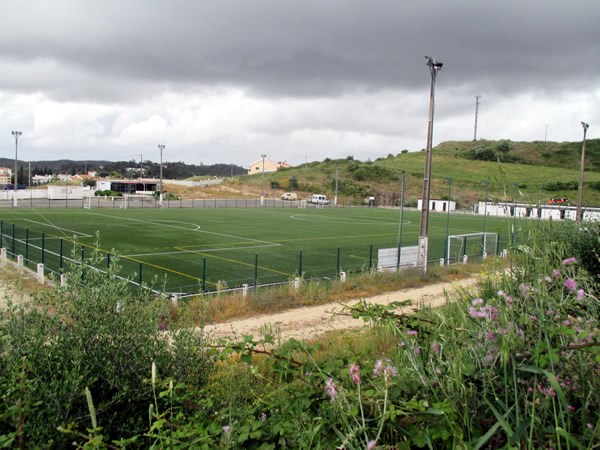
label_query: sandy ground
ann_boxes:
[204,277,478,343]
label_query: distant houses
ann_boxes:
[247,157,291,175]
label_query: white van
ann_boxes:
[281,192,298,201]
[311,194,329,205]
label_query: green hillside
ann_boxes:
[232,139,600,208]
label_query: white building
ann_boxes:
[476,201,600,222]
[417,199,456,212]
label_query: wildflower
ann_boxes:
[384,365,397,377]
[469,307,481,318]
[562,257,577,266]
[484,353,495,365]
[505,295,513,305]
[406,329,418,336]
[350,364,361,385]
[472,298,484,305]
[568,405,576,412]
[545,275,552,283]
[564,278,577,292]
[431,341,441,354]
[367,440,377,450]
[497,289,505,298]
[576,289,585,300]
[325,378,338,400]
[486,332,495,340]
[414,346,421,356]
[520,284,530,298]
[529,315,538,321]
[373,359,384,377]
[552,269,561,278]
[588,423,594,430]
[481,305,498,320]
[222,425,231,434]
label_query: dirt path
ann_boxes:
[204,277,478,342]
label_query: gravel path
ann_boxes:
[204,277,477,343]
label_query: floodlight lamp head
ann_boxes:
[425,56,443,70]
[581,121,589,130]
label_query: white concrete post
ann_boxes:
[482,251,488,260]
[340,271,346,282]
[439,258,444,267]
[242,283,249,296]
[501,249,508,258]
[171,294,179,308]
[17,255,23,268]
[294,277,301,290]
[37,263,45,284]
[0,248,6,264]
[462,255,468,265]
[60,274,67,287]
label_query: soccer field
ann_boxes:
[0,207,512,293]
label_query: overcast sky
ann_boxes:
[0,1,598,167]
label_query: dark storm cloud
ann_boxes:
[1,0,598,102]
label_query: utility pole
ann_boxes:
[261,154,267,197]
[544,124,549,142]
[473,95,481,141]
[140,154,143,178]
[418,56,443,272]
[576,122,589,222]
[11,131,22,207]
[158,144,165,204]
[334,162,339,206]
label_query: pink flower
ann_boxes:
[545,276,552,283]
[222,425,231,434]
[552,269,561,279]
[350,364,361,385]
[568,405,576,412]
[325,378,338,401]
[406,329,418,336]
[472,298,484,305]
[576,289,585,300]
[431,341,441,354]
[373,359,384,377]
[562,257,577,266]
[486,332,495,340]
[497,290,506,298]
[564,278,577,292]
[367,440,377,450]
[414,346,421,356]
[384,365,397,377]
[505,295,513,305]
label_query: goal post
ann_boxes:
[83,196,92,209]
[447,232,498,264]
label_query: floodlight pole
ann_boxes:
[158,144,165,204]
[576,122,589,222]
[481,180,489,256]
[261,154,267,197]
[418,56,443,272]
[11,131,22,207]
[444,178,452,266]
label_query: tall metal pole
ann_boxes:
[544,124,549,142]
[11,131,22,207]
[473,95,481,141]
[158,144,165,204]
[481,180,489,256]
[444,178,452,265]
[418,56,443,272]
[397,172,406,268]
[576,122,589,222]
[261,154,267,197]
[334,163,339,206]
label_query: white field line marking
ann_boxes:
[124,243,280,258]
[22,219,93,238]
[84,212,281,247]
[289,214,411,225]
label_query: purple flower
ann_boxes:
[431,341,441,354]
[367,440,377,450]
[469,307,481,318]
[414,346,421,356]
[472,298,484,305]
[552,269,561,279]
[384,365,397,377]
[564,278,577,292]
[373,359,384,376]
[486,332,495,340]
[576,289,585,300]
[350,364,361,385]
[562,257,577,266]
[406,329,418,336]
[326,378,338,400]
[505,295,513,305]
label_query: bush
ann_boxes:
[0,244,214,446]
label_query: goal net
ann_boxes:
[299,200,307,209]
[83,197,92,209]
[447,232,498,264]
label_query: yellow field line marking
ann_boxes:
[177,247,293,277]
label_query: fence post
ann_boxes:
[41,233,45,264]
[0,248,6,264]
[59,239,64,271]
[463,255,468,264]
[340,271,346,283]
[242,283,249,296]
[440,258,444,267]
[107,252,111,268]
[202,257,206,292]
[60,274,67,287]
[37,263,45,284]
[254,254,258,286]
[171,294,179,307]
[294,277,301,290]
[0,220,3,248]
[369,244,373,270]
[12,224,15,255]
[139,262,143,287]
[298,250,303,277]
[17,255,23,269]
[336,247,341,275]
[25,228,29,262]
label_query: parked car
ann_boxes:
[547,198,568,205]
[310,194,329,205]
[281,192,298,201]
